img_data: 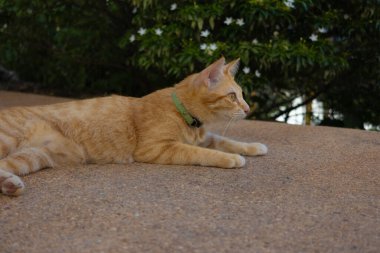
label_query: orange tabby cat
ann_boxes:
[0,57,267,196]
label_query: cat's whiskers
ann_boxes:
[222,115,235,137]
[222,111,247,136]
[222,112,240,136]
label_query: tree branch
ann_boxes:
[247,94,297,118]
[269,87,328,120]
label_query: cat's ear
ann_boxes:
[194,57,225,88]
[225,58,240,76]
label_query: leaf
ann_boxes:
[296,56,301,72]
[197,18,203,30]
[209,16,215,29]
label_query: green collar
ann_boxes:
[171,92,202,128]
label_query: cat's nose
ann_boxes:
[244,107,250,114]
[241,101,251,114]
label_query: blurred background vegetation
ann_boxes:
[0,0,379,129]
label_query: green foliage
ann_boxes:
[0,0,379,128]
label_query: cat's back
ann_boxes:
[35,95,134,121]
[0,95,133,128]
[37,95,136,139]
[1,96,138,163]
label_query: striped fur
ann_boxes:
[0,57,267,196]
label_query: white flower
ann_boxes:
[3,24,7,29]
[132,7,138,14]
[201,30,210,37]
[344,14,349,20]
[200,43,217,53]
[252,38,259,44]
[129,34,136,42]
[27,9,33,14]
[255,70,261,77]
[318,27,328,33]
[273,31,279,37]
[200,43,207,50]
[243,67,250,74]
[224,17,233,25]
[309,33,318,41]
[284,0,295,8]
[209,43,217,51]
[138,28,146,35]
[155,28,163,36]
[236,18,245,26]
[56,26,61,32]
[170,3,177,11]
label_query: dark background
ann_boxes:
[0,0,379,129]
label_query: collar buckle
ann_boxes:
[190,117,202,128]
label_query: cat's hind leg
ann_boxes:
[0,121,86,196]
[0,147,54,196]
[0,121,23,195]
[0,142,85,196]
[0,127,18,159]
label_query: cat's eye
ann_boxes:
[228,92,237,101]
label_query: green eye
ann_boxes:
[228,92,237,101]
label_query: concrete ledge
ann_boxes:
[1,91,379,253]
[0,90,72,108]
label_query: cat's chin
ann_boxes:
[216,114,247,123]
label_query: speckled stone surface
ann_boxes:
[0,91,379,253]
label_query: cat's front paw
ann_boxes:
[244,143,268,156]
[221,154,246,168]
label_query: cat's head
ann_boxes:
[179,57,250,123]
